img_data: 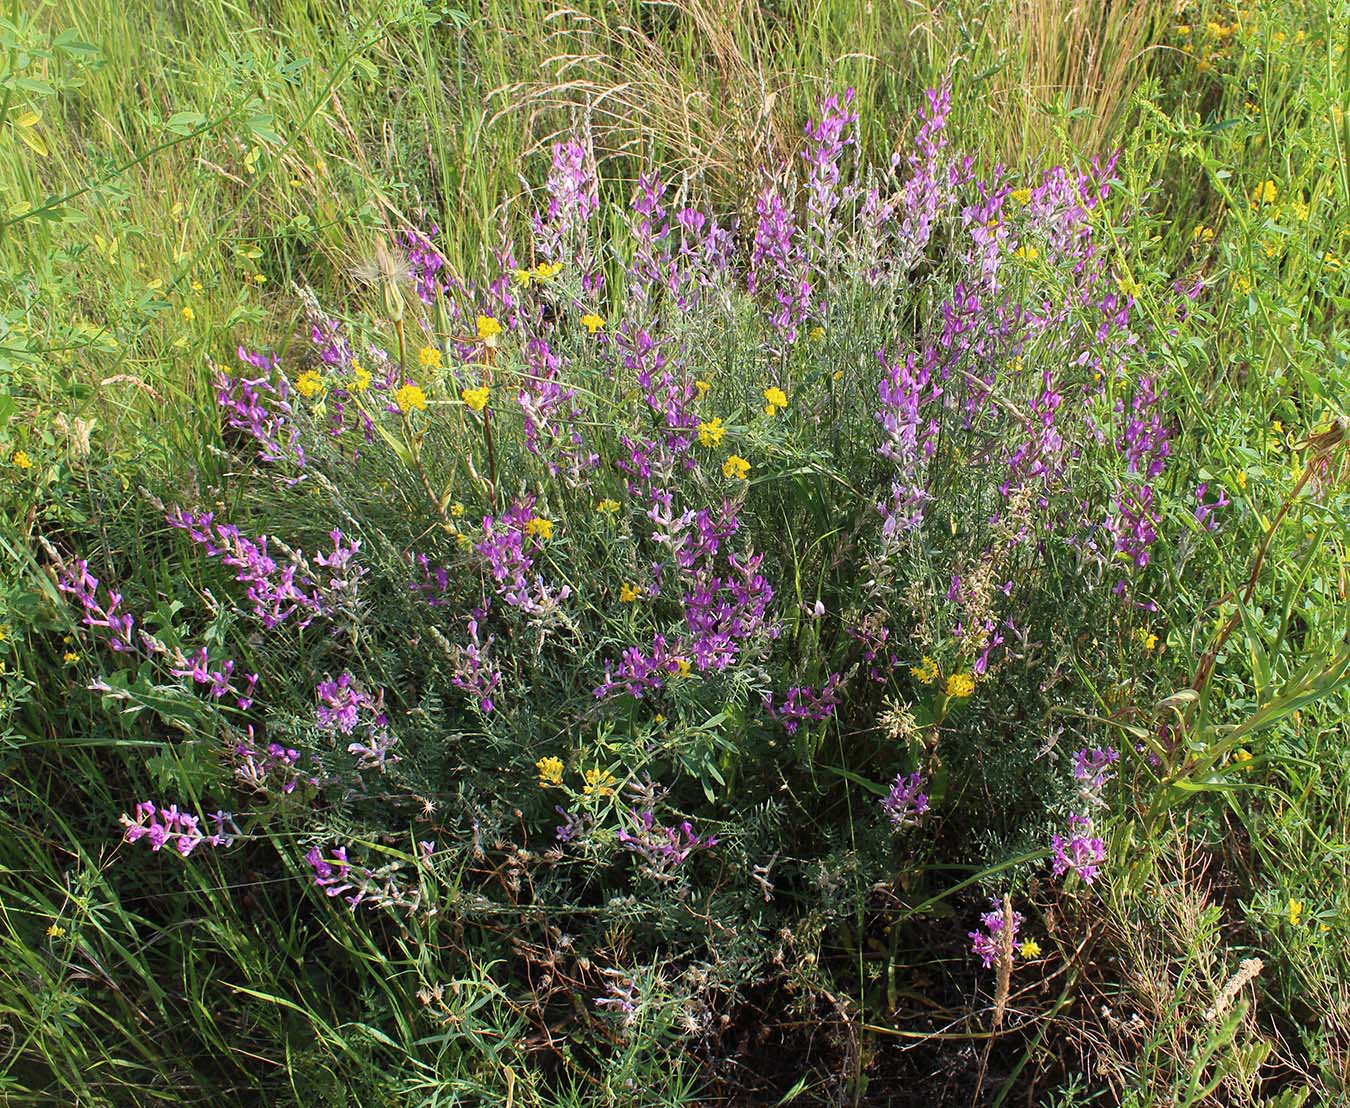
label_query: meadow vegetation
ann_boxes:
[1,0,1349,1104]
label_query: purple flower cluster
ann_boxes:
[747,179,812,344]
[876,347,942,538]
[765,672,844,734]
[476,496,572,616]
[969,898,1022,969]
[802,87,858,283]
[167,508,361,630]
[234,725,319,794]
[616,809,717,876]
[214,348,306,474]
[306,842,432,913]
[881,771,930,829]
[120,801,238,856]
[1073,746,1120,793]
[315,672,396,770]
[1051,812,1107,884]
[1193,482,1231,532]
[450,608,501,713]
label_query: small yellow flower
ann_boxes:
[1010,187,1032,207]
[946,672,976,698]
[597,498,620,514]
[1233,749,1253,763]
[722,454,751,480]
[352,361,372,391]
[524,517,553,541]
[476,314,503,346]
[181,305,195,323]
[251,273,267,285]
[513,268,533,288]
[763,386,788,416]
[1018,939,1042,959]
[11,450,33,470]
[911,656,939,685]
[619,583,641,603]
[295,369,325,400]
[1252,179,1278,206]
[418,345,443,369]
[46,923,66,939]
[808,325,826,342]
[536,756,564,787]
[532,261,563,280]
[675,658,692,678]
[582,768,616,797]
[1234,273,1252,295]
[1291,196,1310,222]
[698,418,726,448]
[395,384,427,413]
[1192,225,1215,243]
[1288,897,1304,926]
[190,279,204,293]
[1012,244,1039,260]
[1137,629,1160,652]
[695,379,712,400]
[63,651,80,665]
[461,385,490,412]
[833,369,843,381]
[1235,469,1248,491]
[450,502,465,518]
[580,313,605,334]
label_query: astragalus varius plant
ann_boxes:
[55,85,1216,1071]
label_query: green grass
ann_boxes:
[3,0,1350,1104]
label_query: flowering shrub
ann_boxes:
[50,83,1294,1087]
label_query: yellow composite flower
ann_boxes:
[11,450,33,470]
[63,651,80,664]
[418,345,443,369]
[524,517,553,541]
[911,656,939,685]
[1012,244,1039,260]
[352,361,372,391]
[675,658,692,678]
[596,498,621,514]
[295,370,325,400]
[619,583,641,603]
[535,756,565,788]
[763,387,788,416]
[698,418,726,448]
[1010,186,1032,206]
[181,305,195,323]
[1018,939,1042,959]
[722,454,751,480]
[461,385,490,412]
[580,313,605,334]
[946,672,976,698]
[395,383,427,413]
[1192,225,1215,243]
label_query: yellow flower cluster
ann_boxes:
[476,314,504,345]
[722,454,751,480]
[698,418,726,447]
[536,756,564,787]
[352,359,372,391]
[580,313,605,334]
[763,386,788,416]
[583,768,616,797]
[1252,179,1278,206]
[295,369,325,399]
[619,583,641,603]
[395,384,427,413]
[1010,187,1032,207]
[596,498,620,514]
[461,385,489,412]
[946,672,976,698]
[418,345,443,369]
[515,261,563,286]
[524,517,553,541]
[911,656,938,684]
[11,450,33,470]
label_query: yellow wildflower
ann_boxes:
[461,386,490,412]
[619,583,641,603]
[695,379,712,400]
[675,658,692,678]
[46,924,66,939]
[352,361,372,391]
[1252,179,1278,206]
[190,279,204,292]
[11,450,33,470]
[722,454,751,480]
[450,502,465,517]
[763,387,788,416]
[295,370,325,400]
[181,305,195,323]
[1137,629,1159,652]
[525,517,553,541]
[513,268,533,288]
[1192,225,1215,243]
[1018,939,1042,959]
[1234,273,1252,295]
[1012,244,1039,260]
[395,384,427,414]
[699,418,726,448]
[808,325,826,342]
[63,651,80,665]
[1288,898,1304,926]
[597,498,621,514]
[911,656,939,685]
[580,313,605,334]
[946,672,976,698]
[1232,749,1253,763]
[1011,187,1032,206]
[476,314,503,346]
[582,768,616,797]
[1235,469,1248,491]
[1291,195,1310,222]
[251,273,267,285]
[536,756,564,787]
[418,345,443,369]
